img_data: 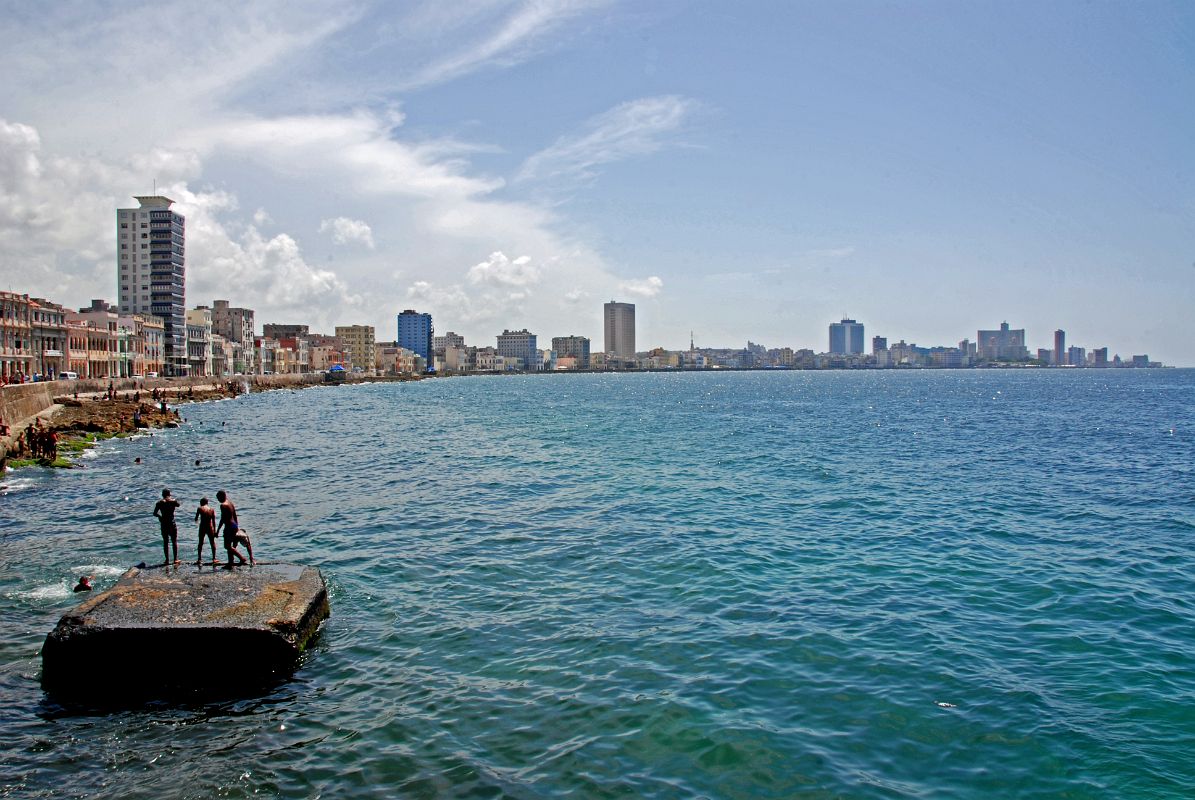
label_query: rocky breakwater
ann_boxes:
[42,563,330,698]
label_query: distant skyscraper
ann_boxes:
[118,196,186,375]
[1054,329,1066,366]
[872,335,887,354]
[829,318,864,355]
[976,322,1028,360]
[397,309,433,368]
[603,301,636,359]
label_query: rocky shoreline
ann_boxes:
[1,374,425,473]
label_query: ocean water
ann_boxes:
[1,370,1192,799]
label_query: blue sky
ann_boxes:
[1,1,1191,363]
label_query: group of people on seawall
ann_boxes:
[153,488,255,568]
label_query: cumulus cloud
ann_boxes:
[0,6,674,345]
[517,95,698,184]
[467,251,540,287]
[320,216,376,248]
[618,276,663,297]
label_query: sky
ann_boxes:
[0,1,1192,364]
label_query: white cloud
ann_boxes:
[618,276,663,297]
[467,251,540,287]
[517,95,698,184]
[320,216,376,249]
[400,0,610,90]
[0,6,671,345]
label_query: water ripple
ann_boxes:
[0,370,1193,798]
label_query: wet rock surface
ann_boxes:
[42,563,329,697]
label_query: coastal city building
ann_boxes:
[117,196,186,375]
[0,291,33,381]
[397,310,433,370]
[1054,329,1066,366]
[186,307,213,377]
[212,300,256,374]
[432,331,464,356]
[497,329,538,371]
[604,301,636,360]
[262,324,309,340]
[552,335,591,369]
[977,322,1028,361]
[118,313,164,377]
[29,298,67,380]
[872,336,887,355]
[309,334,348,371]
[829,318,865,355]
[335,325,376,374]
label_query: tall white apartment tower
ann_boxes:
[603,301,636,359]
[118,196,186,375]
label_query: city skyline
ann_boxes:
[1,3,1192,365]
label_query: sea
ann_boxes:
[0,369,1192,799]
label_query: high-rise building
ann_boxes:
[118,196,186,374]
[336,325,376,373]
[1053,329,1066,366]
[397,310,433,369]
[1067,346,1085,367]
[497,329,538,370]
[1092,347,1108,367]
[211,300,256,374]
[603,301,636,359]
[872,336,888,354]
[829,318,864,355]
[976,322,1028,360]
[552,335,591,368]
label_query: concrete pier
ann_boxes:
[42,563,329,696]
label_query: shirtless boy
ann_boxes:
[215,490,254,566]
[195,497,218,564]
[153,488,181,565]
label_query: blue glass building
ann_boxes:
[397,309,433,370]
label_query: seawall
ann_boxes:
[0,382,56,428]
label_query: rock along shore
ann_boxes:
[42,562,330,698]
[1,372,424,472]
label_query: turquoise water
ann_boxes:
[1,370,1193,798]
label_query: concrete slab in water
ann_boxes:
[42,563,329,696]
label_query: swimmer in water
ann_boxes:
[73,575,93,592]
